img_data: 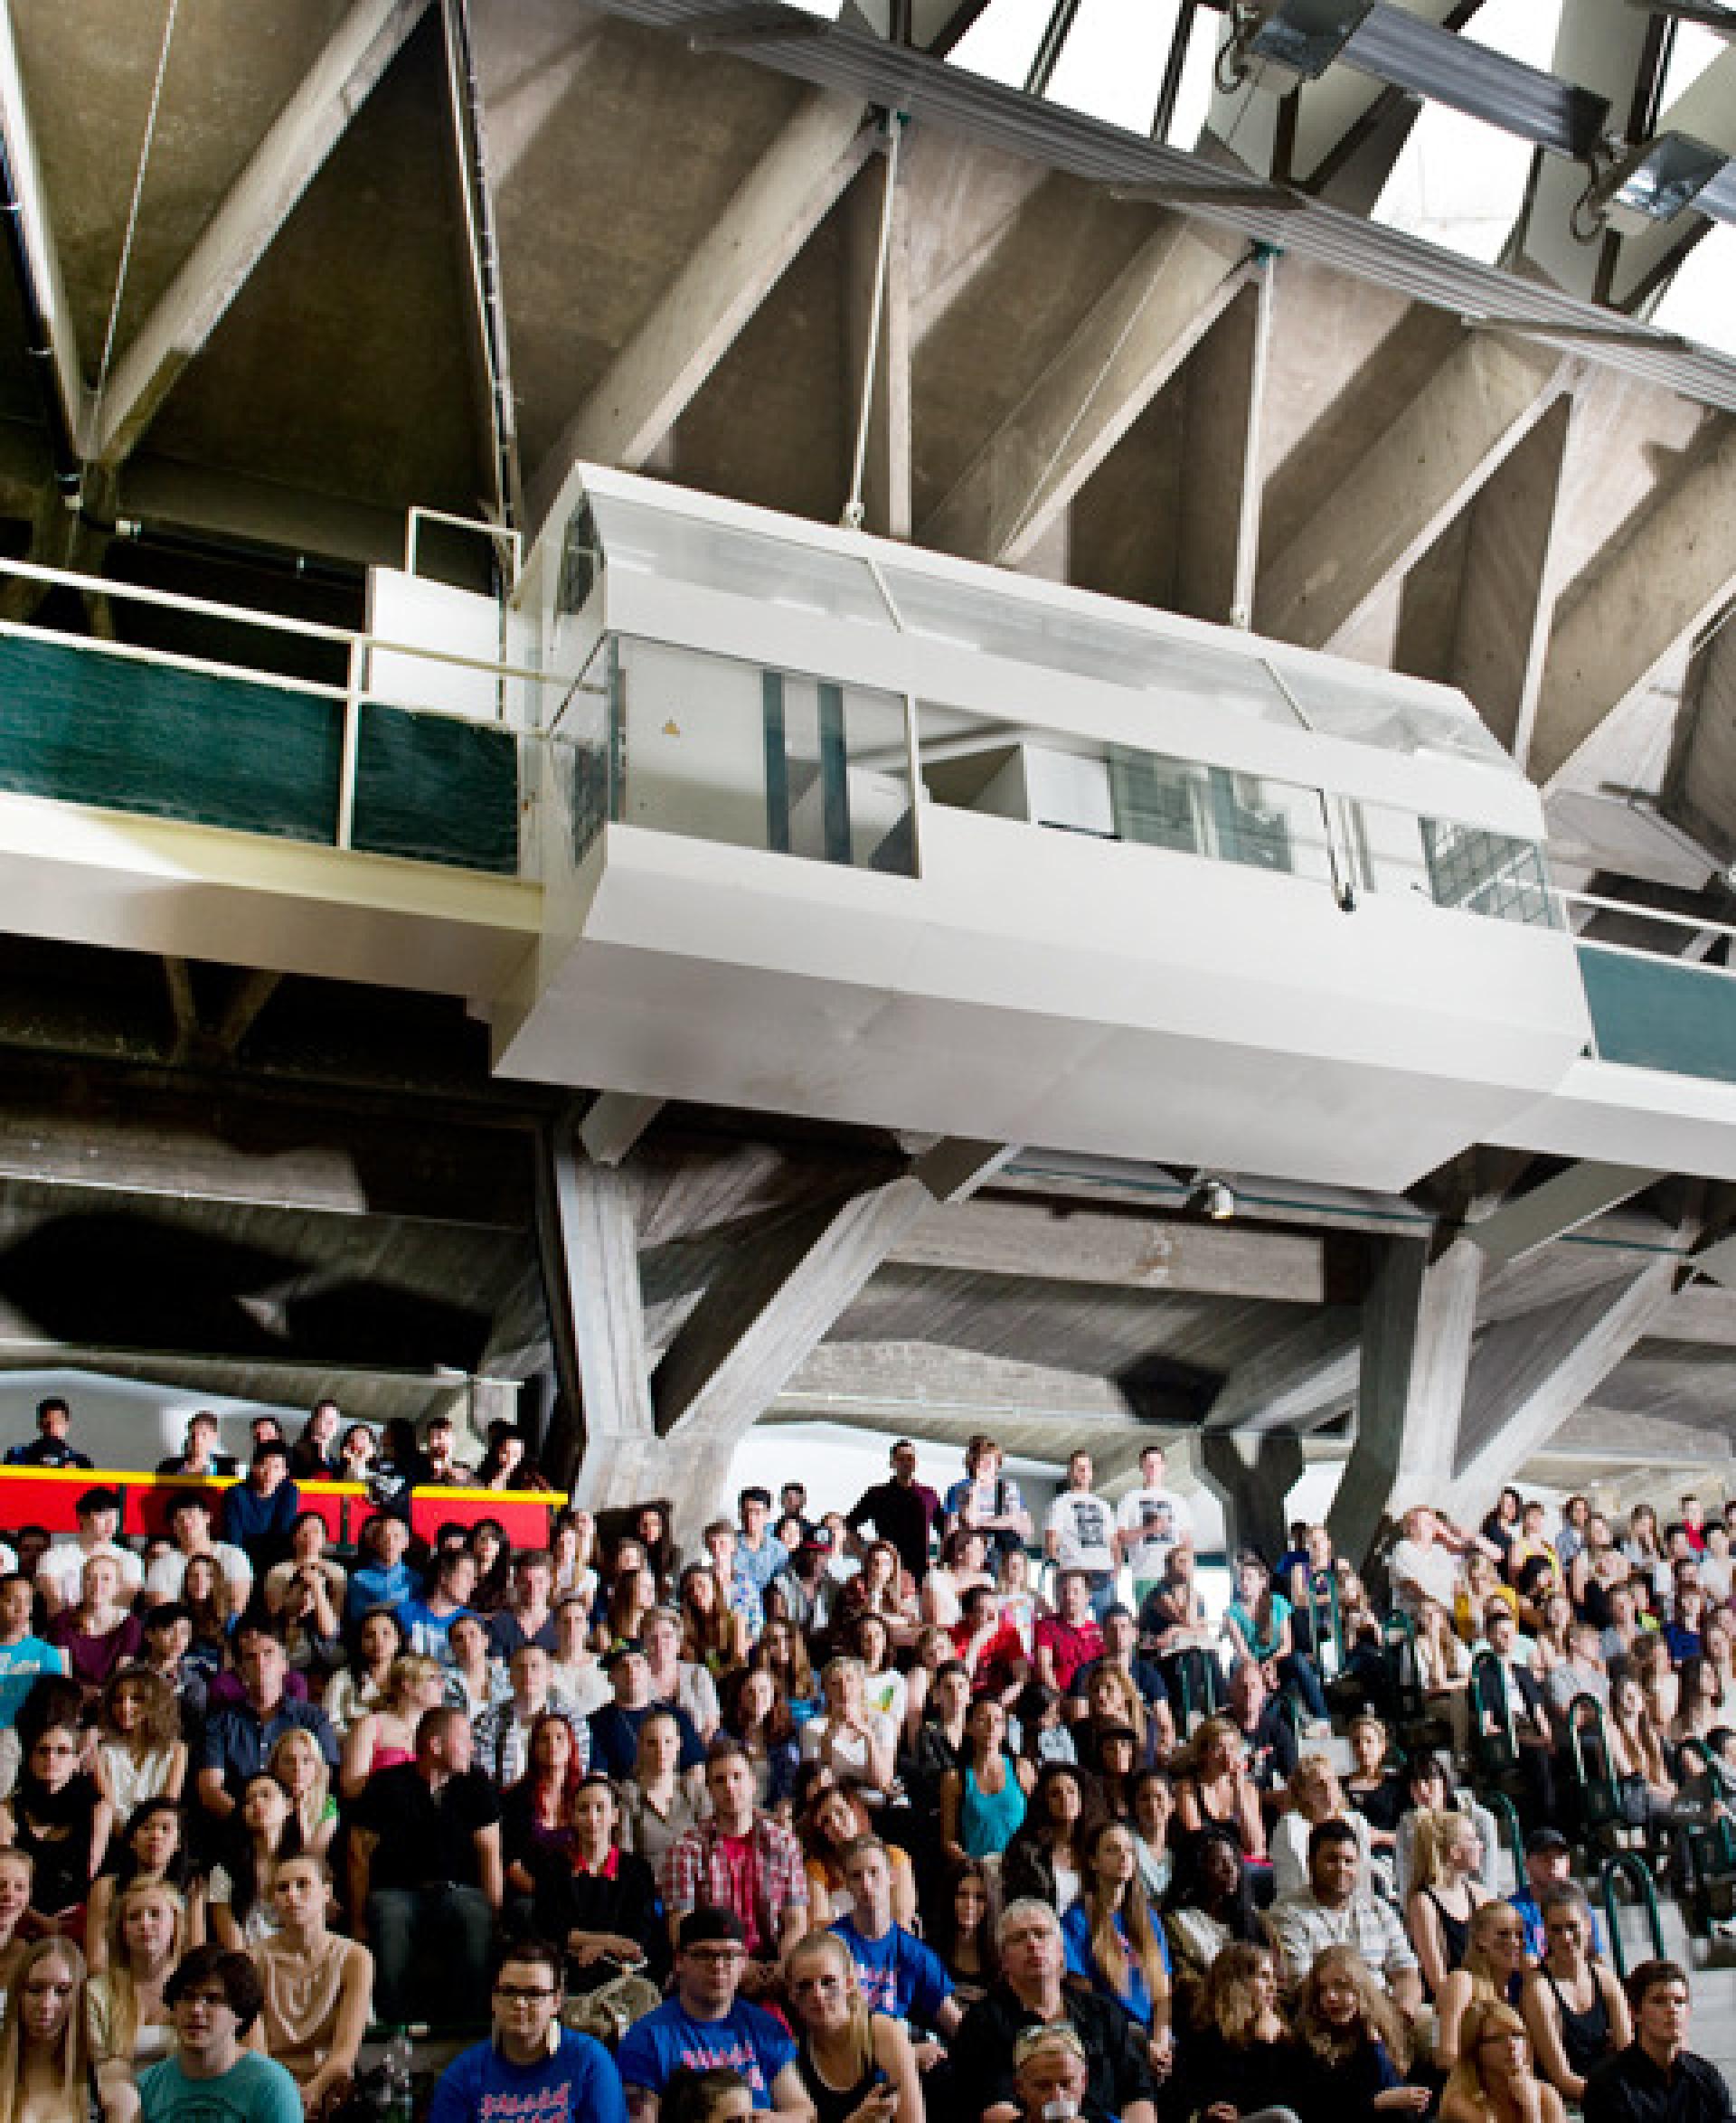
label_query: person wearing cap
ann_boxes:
[949,1898,1158,2123]
[5,1396,93,1471]
[38,1488,144,1615]
[429,1934,627,2123]
[1511,1830,1608,1962]
[616,1909,816,2123]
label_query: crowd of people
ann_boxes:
[0,1393,1731,2123]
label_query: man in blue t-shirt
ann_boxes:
[617,1909,807,2119]
[429,1938,627,2123]
[832,1837,959,2063]
[0,1573,68,1729]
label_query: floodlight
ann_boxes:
[1586,130,1736,236]
[1185,1175,1237,1221]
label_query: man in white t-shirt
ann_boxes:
[1388,1505,1467,1614]
[143,1493,255,1609]
[1116,1444,1194,1614]
[38,1487,145,1612]
[1045,1451,1119,1619]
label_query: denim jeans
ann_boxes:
[367,1882,495,2025]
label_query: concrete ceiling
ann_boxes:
[1,0,1735,1500]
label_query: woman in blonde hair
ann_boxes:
[0,1935,95,2123]
[1405,1809,1494,2002]
[87,1880,183,2093]
[268,1730,337,1860]
[1061,1819,1172,2069]
[1435,1899,1528,2074]
[336,1654,444,1800]
[1174,1716,1267,1864]
[1293,1945,1427,2123]
[1171,1939,1292,2123]
[784,1929,923,2123]
[1440,1999,1565,2123]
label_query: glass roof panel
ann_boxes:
[1046,0,1179,133]
[1271,653,1510,766]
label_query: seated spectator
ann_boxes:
[475,1644,582,1789]
[1170,1940,1291,2123]
[644,1607,721,1741]
[0,1846,33,2001]
[268,1728,337,1860]
[1007,2024,1092,2123]
[939,1697,1029,1864]
[660,1741,807,1996]
[785,1930,922,2123]
[93,1667,185,1816]
[209,1773,300,1950]
[798,1658,896,1807]
[1161,1827,1264,2005]
[1393,1753,1497,1907]
[1175,1715,1268,1865]
[1582,1958,1732,2123]
[721,1667,799,1817]
[1609,1672,1679,1829]
[1547,1620,1609,1722]
[948,1896,1159,2123]
[1476,1607,1558,1829]
[250,1853,371,2107]
[1225,1661,1300,1813]
[467,1520,513,1614]
[490,1548,562,1662]
[1441,1998,1567,2123]
[0,1571,69,1769]
[429,1936,627,2123]
[527,1772,663,1988]
[197,1622,336,1826]
[922,1856,998,2013]
[617,1908,809,2120]
[259,1514,345,1657]
[678,1564,750,1676]
[833,1835,958,2048]
[1510,1829,1607,1962]
[591,1648,704,1781]
[1076,1606,1175,1757]
[622,1707,711,1870]
[1272,1753,1373,1904]
[921,1528,994,1630]
[420,1414,476,1490]
[549,1593,609,1715]
[287,1402,343,1484]
[951,1588,1026,1703]
[88,1879,185,2091]
[142,1497,251,1615]
[141,1945,302,2123]
[0,1715,109,1930]
[135,1604,208,1737]
[0,1935,96,2123]
[1223,1550,1329,1727]
[1292,1944,1425,2123]
[1521,1885,1629,2105]
[87,1799,205,1973]
[48,1556,144,1695]
[39,1491,144,1616]
[754,1618,818,1725]
[1435,1900,1530,2074]
[1003,1761,1093,1913]
[1269,1820,1421,2015]
[1033,1571,1104,1710]
[1129,1767,1175,1904]
[801,1784,916,1930]
[474,1427,552,1494]
[904,1659,970,1816]
[1390,1506,1471,1618]
[342,1516,416,1631]
[1343,1714,1404,1862]
[336,1425,379,1489]
[221,1446,300,1572]
[1060,1818,1171,2067]
[348,1705,503,2026]
[322,1607,407,1735]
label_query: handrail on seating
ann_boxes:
[1566,1692,1625,1848]
[1481,1787,1525,1892]
[1599,1850,1666,1978]
[1468,1650,1520,1778]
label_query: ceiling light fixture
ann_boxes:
[1186,1175,1237,1221]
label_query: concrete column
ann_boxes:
[1198,1430,1305,1564]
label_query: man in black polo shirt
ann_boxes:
[1585,1959,1733,2123]
[948,1898,1158,2123]
[845,1439,941,1586]
[349,1704,504,2024]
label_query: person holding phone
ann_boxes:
[786,1930,923,2123]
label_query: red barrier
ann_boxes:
[0,1467,562,1547]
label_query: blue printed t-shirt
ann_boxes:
[428,2028,627,2123]
[830,1916,953,2027]
[617,1997,797,2108]
[0,1636,68,1729]
[140,2049,304,2123]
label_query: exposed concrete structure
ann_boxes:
[0,1,1733,1549]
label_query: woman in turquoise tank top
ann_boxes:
[941,1697,1031,1861]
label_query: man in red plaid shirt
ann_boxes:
[659,1738,807,1996]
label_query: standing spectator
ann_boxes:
[139,1946,301,2123]
[616,1909,812,2119]
[661,1741,808,1992]
[942,1439,1033,1564]
[287,1402,343,1483]
[1583,1959,1732,2123]
[701,1524,764,1645]
[736,1493,788,1601]
[155,1412,236,1478]
[845,1442,943,1589]
[348,1705,504,2024]
[196,1621,337,1824]
[429,1937,627,2123]
[1045,1453,1119,1621]
[39,1490,144,1614]
[1116,1444,1194,1616]
[221,1446,300,1571]
[1033,1571,1104,1708]
[5,1396,93,1469]
[141,1496,252,1613]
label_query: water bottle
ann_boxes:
[383,2028,415,2123]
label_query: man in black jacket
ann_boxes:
[1585,1960,1733,2123]
[948,1898,1158,2123]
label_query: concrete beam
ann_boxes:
[1175,261,1271,629]
[1531,419,1736,787]
[920,216,1248,566]
[1328,1232,1483,1562]
[653,1138,1015,1444]
[1467,1162,1664,1267]
[579,1092,664,1169]
[91,0,433,467]
[889,1196,1329,1302]
[1443,1257,1686,1514]
[777,1338,1165,1429]
[1450,394,1575,762]
[1198,1430,1305,1563]
[528,89,874,521]
[1199,1309,1361,1434]
[842,135,911,539]
[1694,1232,1736,1289]
[1256,334,1571,652]
[0,0,87,461]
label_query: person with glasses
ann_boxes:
[139,1945,301,2123]
[428,1938,627,2123]
[616,1910,816,2123]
